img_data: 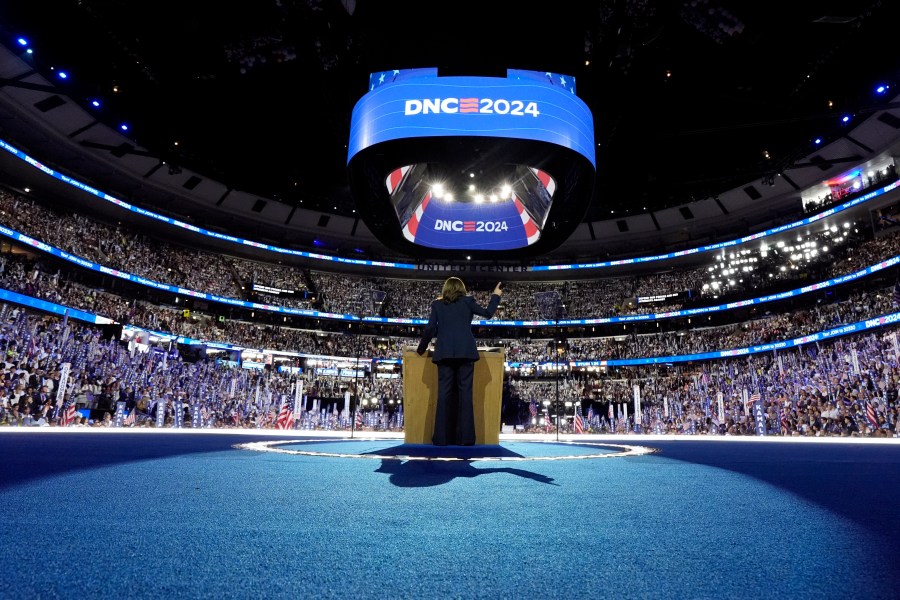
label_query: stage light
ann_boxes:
[16,37,27,46]
[91,99,100,108]
[876,85,887,94]
[842,115,850,123]
[57,71,68,80]
[119,124,129,131]
[814,138,821,144]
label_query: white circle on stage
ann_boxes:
[234,438,657,461]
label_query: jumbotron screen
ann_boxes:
[348,68,596,256]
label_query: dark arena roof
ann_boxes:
[0,0,899,267]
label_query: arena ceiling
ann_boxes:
[0,0,897,226]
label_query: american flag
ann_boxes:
[865,402,879,428]
[573,402,585,434]
[746,392,761,411]
[544,410,554,432]
[586,404,594,425]
[59,398,77,427]
[529,400,538,419]
[355,408,363,429]
[275,402,293,430]
[124,410,136,426]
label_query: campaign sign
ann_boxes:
[155,399,166,428]
[174,401,184,428]
[753,400,767,436]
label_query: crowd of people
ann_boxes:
[1,246,897,364]
[0,307,406,431]
[0,184,899,437]
[0,297,897,438]
[2,188,894,323]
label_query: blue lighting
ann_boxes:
[313,239,324,247]
[842,115,850,123]
[814,138,822,145]
[2,133,898,275]
[57,71,68,80]
[90,99,100,108]
[876,84,888,94]
[119,124,129,132]
[16,38,27,46]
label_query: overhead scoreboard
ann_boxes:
[347,68,596,258]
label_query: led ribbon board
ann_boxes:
[348,69,596,257]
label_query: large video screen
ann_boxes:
[348,68,595,255]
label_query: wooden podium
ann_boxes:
[402,349,505,445]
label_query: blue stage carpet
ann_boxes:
[1,432,898,600]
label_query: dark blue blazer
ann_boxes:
[417,294,501,361]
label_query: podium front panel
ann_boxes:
[402,350,504,445]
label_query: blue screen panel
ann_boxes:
[348,70,595,168]
[408,194,531,251]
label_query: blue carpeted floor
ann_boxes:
[1,433,898,600]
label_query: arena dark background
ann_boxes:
[0,0,896,228]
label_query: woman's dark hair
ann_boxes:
[440,277,467,303]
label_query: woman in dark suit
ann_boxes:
[416,277,503,446]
